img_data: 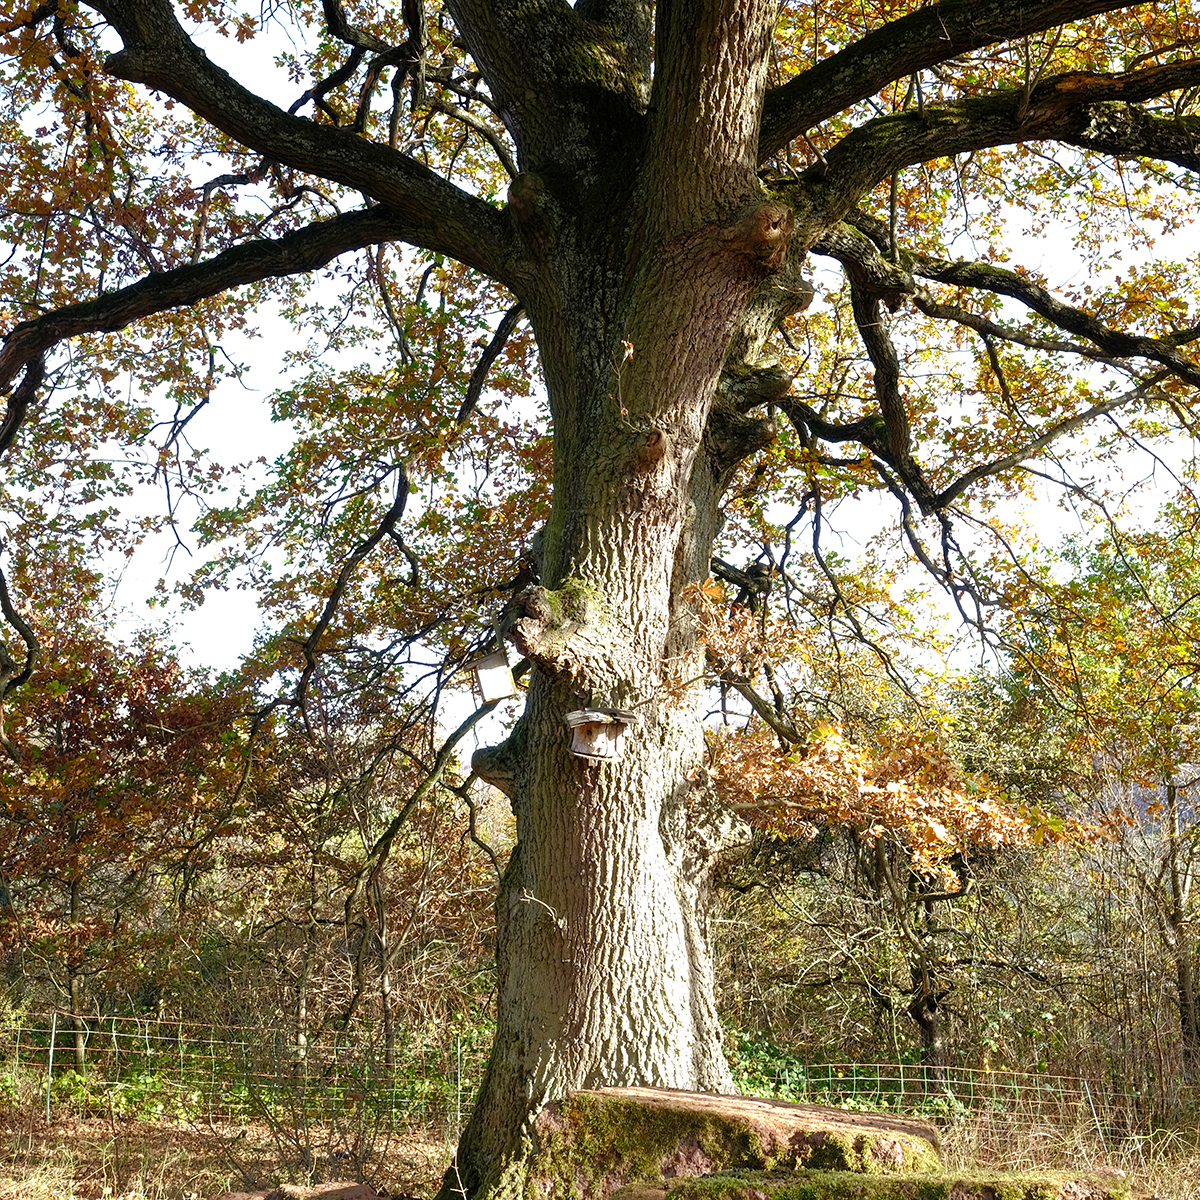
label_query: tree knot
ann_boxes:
[632,427,669,470]
[724,202,794,269]
[507,173,559,254]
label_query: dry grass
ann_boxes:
[6,1104,1200,1200]
[940,1110,1200,1200]
[0,1108,454,1200]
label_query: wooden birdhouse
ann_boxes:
[563,708,637,760]
[464,648,518,701]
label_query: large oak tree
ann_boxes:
[3,1,1200,1196]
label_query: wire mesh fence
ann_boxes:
[764,1061,1140,1125]
[2,1012,492,1144]
[726,1055,1200,1169]
[761,1061,1183,1152]
[2,1012,1196,1160]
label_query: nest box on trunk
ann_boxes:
[563,708,637,760]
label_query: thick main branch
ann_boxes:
[87,0,521,287]
[647,0,777,231]
[446,0,649,172]
[760,0,1152,159]
[0,207,408,404]
[800,62,1200,229]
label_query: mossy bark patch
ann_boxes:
[527,1088,942,1199]
[626,1168,1133,1200]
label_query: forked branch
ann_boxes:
[87,0,519,284]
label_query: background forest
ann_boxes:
[6,537,1200,1195]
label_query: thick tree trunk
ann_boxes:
[445,5,795,1194]
[454,188,793,1200]
[907,984,948,1091]
[910,898,949,1089]
[452,191,809,1186]
[456,359,749,1195]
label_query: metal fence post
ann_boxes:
[1083,1079,1108,1159]
[46,1011,57,1122]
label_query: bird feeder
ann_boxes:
[464,648,518,701]
[563,708,637,761]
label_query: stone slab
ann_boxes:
[528,1087,942,1199]
[216,1183,381,1200]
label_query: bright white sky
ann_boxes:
[94,20,307,668]
[103,316,296,671]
